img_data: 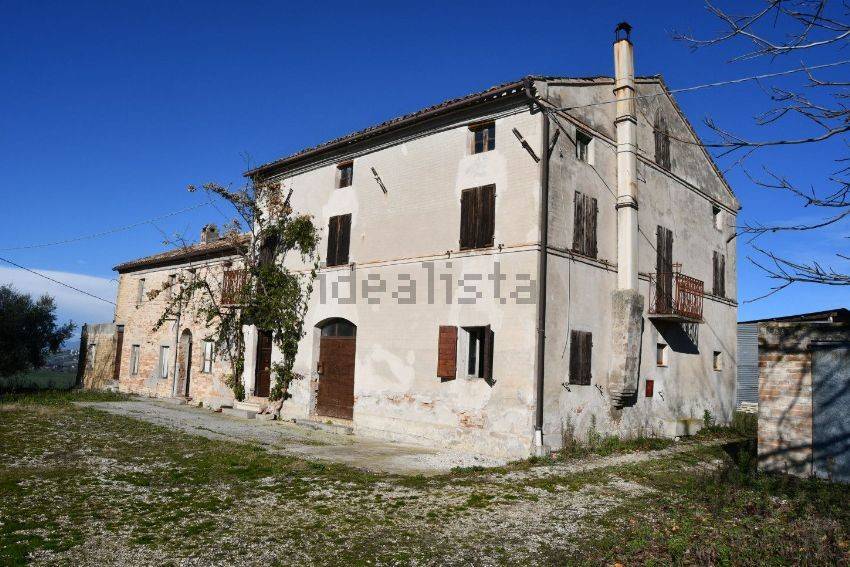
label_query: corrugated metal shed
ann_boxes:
[736,323,759,406]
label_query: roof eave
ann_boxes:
[243,78,535,179]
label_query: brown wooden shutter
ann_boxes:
[713,251,725,297]
[326,216,339,266]
[569,330,592,386]
[479,185,496,247]
[587,196,598,258]
[437,326,458,380]
[337,214,351,265]
[572,192,585,254]
[482,324,494,382]
[656,226,673,310]
[460,189,475,249]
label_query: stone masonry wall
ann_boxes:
[114,256,237,409]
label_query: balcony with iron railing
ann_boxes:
[648,263,704,323]
[221,269,247,307]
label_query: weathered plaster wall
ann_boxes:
[255,102,544,458]
[114,259,237,409]
[541,80,738,447]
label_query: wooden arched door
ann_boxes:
[316,319,356,419]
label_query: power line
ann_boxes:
[558,60,850,111]
[0,201,212,251]
[0,256,116,305]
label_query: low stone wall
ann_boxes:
[80,323,118,390]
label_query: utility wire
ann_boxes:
[557,60,850,111]
[0,256,116,305]
[0,201,211,251]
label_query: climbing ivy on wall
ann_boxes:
[151,178,319,409]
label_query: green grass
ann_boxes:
[0,370,77,393]
[1,392,847,566]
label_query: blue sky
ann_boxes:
[0,0,846,333]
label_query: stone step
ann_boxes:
[293,418,354,436]
[160,397,188,406]
[221,406,257,419]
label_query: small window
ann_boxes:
[712,205,723,231]
[459,185,496,250]
[159,346,170,379]
[656,343,668,367]
[202,341,214,373]
[130,345,140,375]
[568,330,592,386]
[576,130,592,163]
[645,378,655,398]
[712,251,726,298]
[326,214,352,267]
[572,191,598,258]
[460,326,494,381]
[136,278,146,305]
[470,122,495,154]
[713,351,722,371]
[337,161,353,188]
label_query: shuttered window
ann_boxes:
[437,326,458,380]
[654,114,671,170]
[459,185,496,250]
[259,233,279,267]
[713,251,726,297]
[572,191,598,258]
[326,214,352,267]
[656,226,674,310]
[568,330,592,386]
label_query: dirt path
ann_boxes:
[77,399,506,475]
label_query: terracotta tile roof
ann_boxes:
[243,75,671,178]
[244,76,538,177]
[114,234,249,273]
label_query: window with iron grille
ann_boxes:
[572,191,598,258]
[470,122,495,154]
[337,161,353,188]
[568,330,592,386]
[326,214,352,267]
[459,185,496,250]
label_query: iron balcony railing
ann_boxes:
[648,265,704,322]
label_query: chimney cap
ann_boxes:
[614,21,632,43]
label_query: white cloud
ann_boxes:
[0,267,117,339]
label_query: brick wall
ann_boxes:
[757,322,850,477]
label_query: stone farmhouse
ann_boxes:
[108,25,739,459]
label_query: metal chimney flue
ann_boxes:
[609,21,645,409]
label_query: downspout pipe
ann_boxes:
[525,78,549,450]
